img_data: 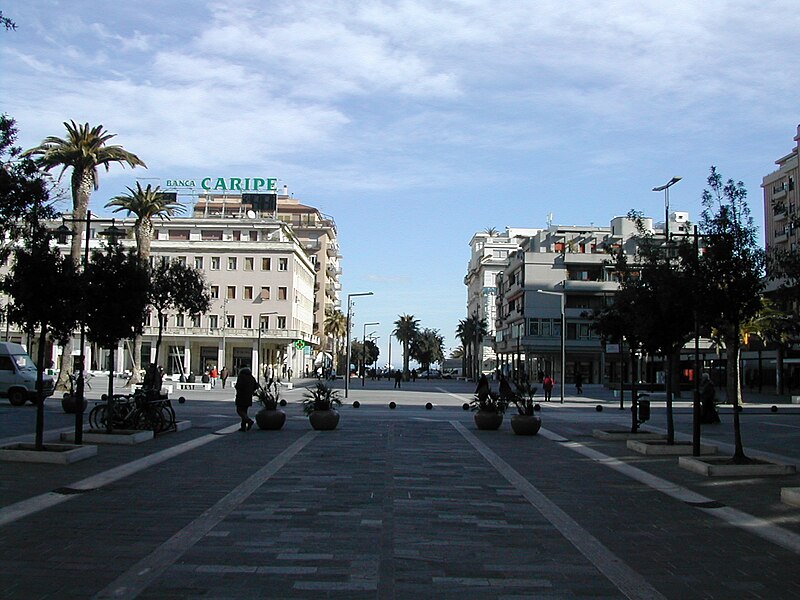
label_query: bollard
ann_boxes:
[425,402,433,410]
[596,405,603,412]
[638,400,651,422]
[462,402,470,411]
[389,401,397,409]
[353,400,360,408]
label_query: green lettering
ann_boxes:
[253,178,265,190]
[267,178,277,190]
[230,178,242,191]
[213,178,227,190]
[201,177,211,190]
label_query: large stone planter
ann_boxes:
[510,414,542,436]
[256,408,286,431]
[61,394,87,415]
[309,409,340,431]
[473,410,503,431]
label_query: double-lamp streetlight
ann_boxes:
[538,283,565,404]
[53,211,125,445]
[361,322,379,387]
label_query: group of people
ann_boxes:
[203,365,229,388]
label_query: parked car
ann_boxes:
[0,342,55,406]
[417,369,442,379]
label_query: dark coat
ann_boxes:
[235,369,258,408]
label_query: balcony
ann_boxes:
[563,279,618,293]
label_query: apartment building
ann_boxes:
[1,214,319,380]
[763,124,800,264]
[494,216,651,386]
[464,228,539,374]
[192,186,342,356]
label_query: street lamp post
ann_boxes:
[652,176,682,441]
[361,322,379,387]
[345,292,373,398]
[256,312,278,386]
[54,211,124,445]
[538,285,565,403]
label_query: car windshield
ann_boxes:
[12,354,36,372]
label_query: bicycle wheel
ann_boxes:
[159,404,176,432]
[88,404,107,430]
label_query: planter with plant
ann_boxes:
[254,386,286,430]
[470,389,508,431]
[509,382,542,436]
[302,382,342,431]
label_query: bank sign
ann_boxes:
[164,177,278,192]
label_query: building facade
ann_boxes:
[763,124,800,266]
[493,217,653,386]
[464,228,539,374]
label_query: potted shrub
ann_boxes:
[302,382,341,431]
[509,382,542,436]
[254,386,286,431]
[469,388,508,431]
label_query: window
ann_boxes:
[260,286,270,300]
[191,315,201,328]
[226,315,235,328]
[202,230,223,241]
[194,257,204,269]
[277,316,287,329]
[211,285,220,299]
[244,257,254,271]
[259,315,270,329]
[279,257,288,271]
[176,256,187,266]
[227,257,237,270]
[211,257,220,270]
[175,314,185,327]
[243,315,252,328]
[278,286,288,300]
[227,286,236,299]
[209,315,218,329]
[262,257,272,270]
[244,286,253,300]
[232,230,241,241]
[169,229,190,241]
[248,231,258,241]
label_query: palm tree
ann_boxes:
[23,121,146,265]
[483,227,499,237]
[106,182,182,260]
[393,314,419,379]
[105,183,183,384]
[323,308,347,375]
[23,121,145,389]
[456,315,488,380]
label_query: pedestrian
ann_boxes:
[699,373,720,424]
[475,373,490,397]
[234,367,258,431]
[574,372,583,395]
[543,374,554,401]
[394,369,402,389]
[287,367,292,381]
[210,365,218,388]
[220,366,229,389]
[411,368,418,382]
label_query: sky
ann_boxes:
[2,1,799,362]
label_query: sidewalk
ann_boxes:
[1,383,799,598]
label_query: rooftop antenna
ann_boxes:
[546,212,553,228]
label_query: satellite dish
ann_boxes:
[246,210,256,219]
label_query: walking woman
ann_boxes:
[235,367,258,431]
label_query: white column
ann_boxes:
[116,342,125,375]
[184,340,192,376]
[251,340,258,376]
[217,340,224,372]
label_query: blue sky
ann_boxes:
[2,1,799,360]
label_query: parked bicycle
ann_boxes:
[88,389,184,434]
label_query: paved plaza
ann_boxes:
[1,379,800,599]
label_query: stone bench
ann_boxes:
[175,382,212,391]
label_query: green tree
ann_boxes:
[323,307,347,375]
[106,182,184,384]
[2,235,82,449]
[411,328,444,374]
[696,167,764,462]
[393,314,419,379]
[148,259,212,366]
[22,121,145,389]
[456,315,487,380]
[83,243,150,432]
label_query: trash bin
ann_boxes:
[638,399,651,422]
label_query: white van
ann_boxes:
[0,342,55,406]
